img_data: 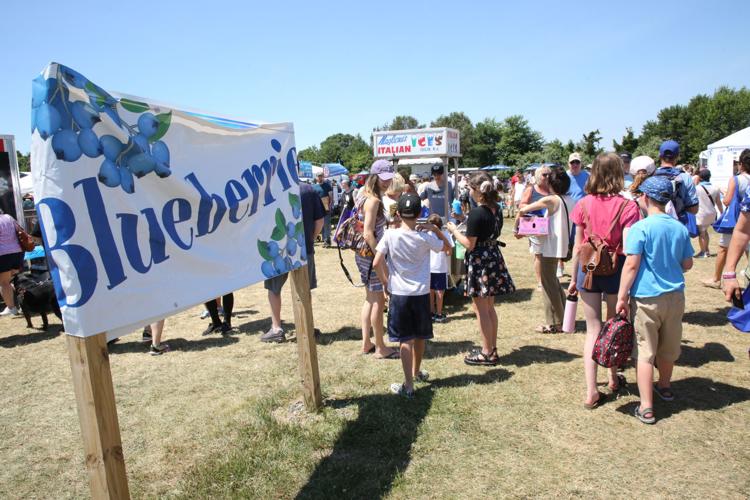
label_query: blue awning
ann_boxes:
[321,163,349,176]
[299,161,314,178]
[481,165,512,171]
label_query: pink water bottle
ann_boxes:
[562,293,578,333]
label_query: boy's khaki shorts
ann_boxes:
[633,291,685,364]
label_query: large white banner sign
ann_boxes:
[31,63,305,338]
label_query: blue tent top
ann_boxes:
[481,164,513,171]
[322,163,349,176]
[524,162,561,171]
[299,161,314,178]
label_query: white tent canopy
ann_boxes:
[706,127,750,190]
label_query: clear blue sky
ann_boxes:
[2,0,749,157]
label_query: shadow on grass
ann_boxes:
[678,342,735,367]
[296,369,513,499]
[108,335,239,354]
[0,324,63,348]
[424,340,476,359]
[498,288,534,304]
[497,345,580,367]
[317,326,360,345]
[616,377,750,422]
[682,307,730,327]
[237,318,294,336]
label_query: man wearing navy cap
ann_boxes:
[653,140,699,217]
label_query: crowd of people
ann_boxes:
[1,141,748,423]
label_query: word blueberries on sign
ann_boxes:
[38,139,300,308]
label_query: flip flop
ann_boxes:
[634,406,656,424]
[375,350,400,360]
[361,345,376,355]
[583,392,607,410]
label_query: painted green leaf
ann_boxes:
[257,240,272,260]
[85,81,105,96]
[271,226,285,241]
[149,111,172,143]
[119,98,150,113]
[289,193,300,209]
[295,222,304,237]
[275,208,286,231]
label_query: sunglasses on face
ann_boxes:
[570,161,581,165]
[540,173,550,178]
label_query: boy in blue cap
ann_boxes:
[616,176,694,424]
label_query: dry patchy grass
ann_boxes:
[0,230,748,499]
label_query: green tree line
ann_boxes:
[299,86,750,173]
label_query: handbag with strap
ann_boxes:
[578,198,628,289]
[15,223,35,252]
[713,176,742,234]
[334,197,380,287]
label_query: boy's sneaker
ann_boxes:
[694,251,706,258]
[434,314,447,323]
[260,327,285,343]
[0,307,19,316]
[220,322,232,335]
[389,383,415,399]
[414,370,430,383]
[556,267,564,279]
[199,309,210,320]
[149,343,170,356]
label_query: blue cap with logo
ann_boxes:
[637,175,673,204]
[659,140,680,159]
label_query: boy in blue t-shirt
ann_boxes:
[616,176,694,425]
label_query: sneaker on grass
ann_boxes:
[260,327,285,343]
[150,343,170,356]
[390,383,415,399]
[202,323,224,336]
[141,325,153,344]
[414,370,430,383]
[0,307,19,316]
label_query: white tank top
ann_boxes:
[539,195,574,258]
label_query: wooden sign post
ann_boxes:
[289,265,323,411]
[67,333,130,499]
[65,267,322,498]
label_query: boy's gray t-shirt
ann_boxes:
[375,228,443,296]
[420,180,455,217]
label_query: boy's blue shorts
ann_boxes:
[387,293,434,343]
[430,272,447,291]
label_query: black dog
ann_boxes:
[12,271,62,330]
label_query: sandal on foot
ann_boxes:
[464,350,498,366]
[634,406,656,424]
[535,324,561,334]
[583,392,607,410]
[608,374,627,395]
[654,384,675,401]
[361,345,376,355]
[414,370,430,383]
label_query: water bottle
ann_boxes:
[451,199,462,216]
[562,293,578,333]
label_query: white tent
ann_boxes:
[706,127,750,190]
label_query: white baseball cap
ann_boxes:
[629,155,656,176]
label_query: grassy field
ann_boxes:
[0,230,748,499]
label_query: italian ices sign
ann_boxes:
[372,127,460,158]
[31,63,305,339]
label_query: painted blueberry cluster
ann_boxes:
[258,193,306,278]
[31,65,172,193]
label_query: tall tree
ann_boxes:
[613,127,639,154]
[468,118,503,167]
[495,115,544,167]
[319,133,372,172]
[297,146,322,164]
[579,129,603,160]
[377,115,424,131]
